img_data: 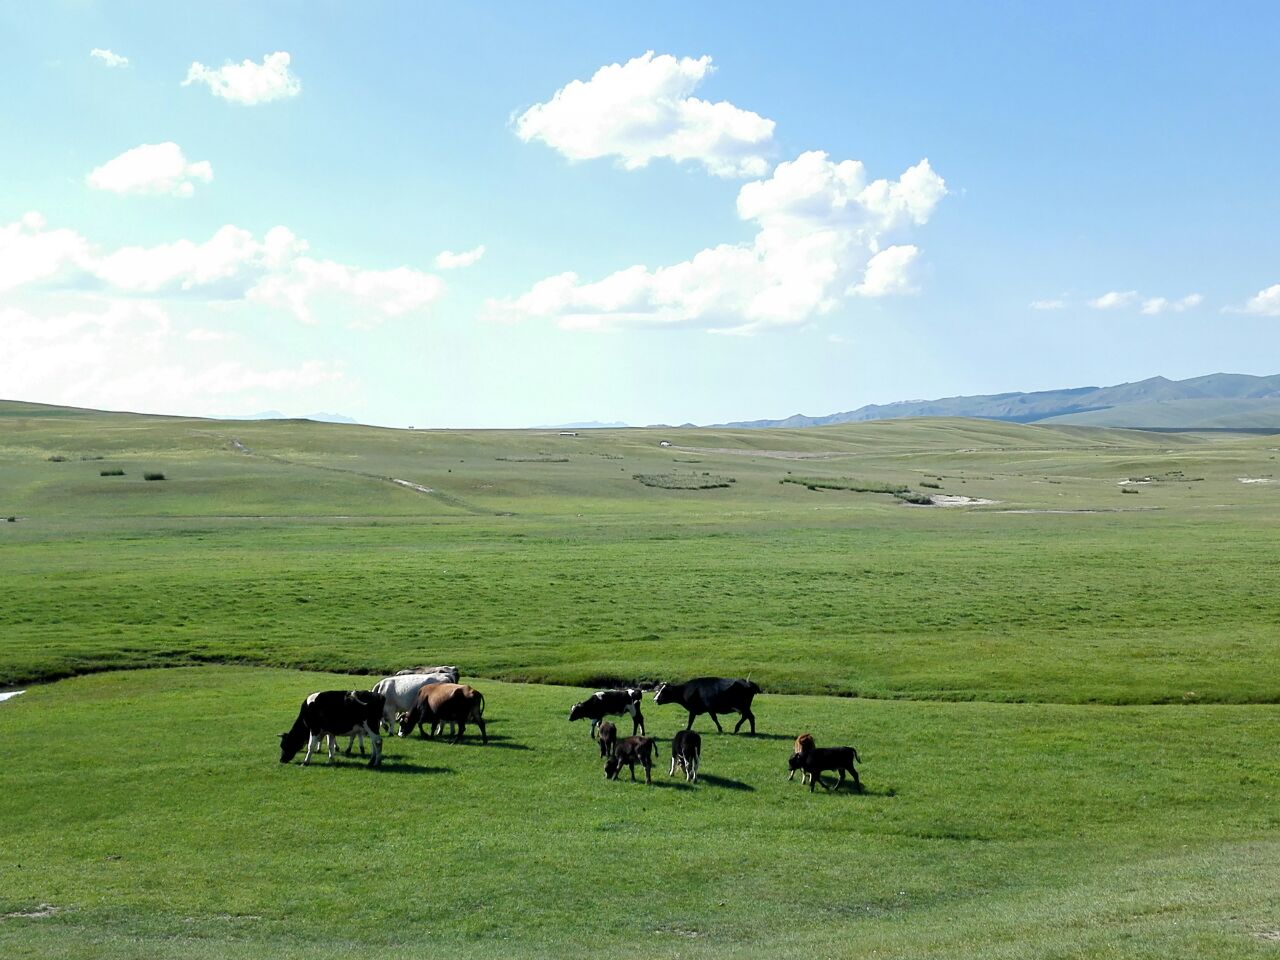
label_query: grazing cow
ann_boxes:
[373,672,455,733]
[788,745,862,793]
[568,688,645,737]
[597,720,618,758]
[789,733,816,783]
[604,736,659,784]
[279,690,384,767]
[398,682,487,744]
[395,665,460,683]
[652,677,760,734]
[669,729,702,783]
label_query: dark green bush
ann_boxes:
[143,472,166,482]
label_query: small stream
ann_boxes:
[0,690,26,703]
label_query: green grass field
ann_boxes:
[1,401,1278,957]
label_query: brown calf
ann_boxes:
[597,720,618,758]
[604,736,659,783]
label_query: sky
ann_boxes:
[2,1,1279,428]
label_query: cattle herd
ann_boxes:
[278,669,864,793]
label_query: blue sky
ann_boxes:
[2,1,1278,427]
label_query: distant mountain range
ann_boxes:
[721,373,1280,430]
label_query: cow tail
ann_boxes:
[474,691,485,720]
[851,747,861,764]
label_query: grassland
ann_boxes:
[1,400,1278,957]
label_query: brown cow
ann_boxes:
[597,719,618,758]
[789,733,816,783]
[398,682,487,744]
[604,736,659,783]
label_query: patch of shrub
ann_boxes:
[634,472,734,490]
[920,481,942,489]
[79,455,104,461]
[1122,487,1140,494]
[780,476,909,494]
[143,472,166,481]
[47,455,67,462]
[894,491,935,505]
[495,457,569,463]
[100,468,125,477]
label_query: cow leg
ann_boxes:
[368,727,382,767]
[834,769,845,792]
[301,734,318,766]
[476,718,487,745]
[709,713,724,733]
[685,712,696,731]
[326,735,338,764]
[590,719,599,740]
[644,760,652,785]
[690,755,698,783]
[788,767,796,781]
[669,754,677,778]
[453,721,465,744]
[848,764,862,792]
[633,708,645,736]
[734,708,756,734]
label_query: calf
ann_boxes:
[597,720,618,758]
[568,688,645,737]
[604,736,659,784]
[279,690,385,767]
[398,682,487,744]
[652,677,760,734]
[669,729,702,783]
[789,733,816,783]
[788,745,862,793]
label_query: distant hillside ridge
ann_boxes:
[721,373,1280,430]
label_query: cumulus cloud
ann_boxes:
[1030,299,1065,310]
[90,48,128,68]
[87,142,213,197]
[1089,290,1139,310]
[1232,284,1280,317]
[434,245,486,269]
[514,51,775,178]
[183,51,300,104]
[0,213,445,326]
[1141,293,1202,315]
[0,301,345,414]
[484,151,945,334]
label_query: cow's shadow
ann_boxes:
[695,772,755,792]
[413,734,531,751]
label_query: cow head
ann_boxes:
[604,756,622,780]
[568,701,587,723]
[787,753,805,774]
[397,709,419,738]
[651,682,672,704]
[279,728,306,764]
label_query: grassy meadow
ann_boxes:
[1,400,1278,957]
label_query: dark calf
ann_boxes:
[597,720,617,758]
[669,729,701,783]
[604,736,659,784]
[788,745,862,793]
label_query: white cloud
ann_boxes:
[90,48,128,68]
[183,51,300,105]
[0,214,445,326]
[0,301,345,414]
[1030,299,1065,310]
[1141,293,1202,315]
[1232,284,1280,317]
[514,51,775,178]
[434,245,486,270]
[484,151,945,334]
[1089,290,1139,310]
[848,245,920,298]
[87,142,213,197]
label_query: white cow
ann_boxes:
[372,672,455,733]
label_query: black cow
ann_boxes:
[788,745,862,792]
[568,688,645,737]
[279,690,385,767]
[604,736,660,784]
[669,729,702,783]
[651,677,760,734]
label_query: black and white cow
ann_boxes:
[669,729,702,783]
[568,688,645,738]
[279,690,385,767]
[651,677,760,734]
